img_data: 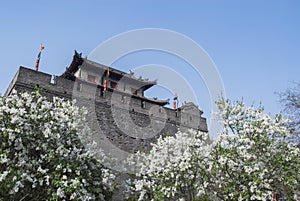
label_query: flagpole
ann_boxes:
[173,92,178,111]
[35,44,45,71]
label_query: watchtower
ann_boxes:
[5,51,208,153]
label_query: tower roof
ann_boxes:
[61,51,157,89]
[60,51,169,106]
[80,59,157,91]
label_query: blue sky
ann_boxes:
[0,1,299,125]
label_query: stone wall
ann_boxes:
[5,67,208,153]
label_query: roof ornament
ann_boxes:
[74,50,82,63]
[129,70,134,77]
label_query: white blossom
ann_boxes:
[127,99,300,200]
[0,90,116,200]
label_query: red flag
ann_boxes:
[35,59,39,70]
[35,45,44,71]
[35,52,42,71]
[104,80,107,91]
[173,100,177,111]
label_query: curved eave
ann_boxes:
[142,82,156,91]
[146,98,169,106]
[121,75,157,87]
[60,51,84,80]
[75,78,168,106]
[83,59,157,86]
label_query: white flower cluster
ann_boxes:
[209,100,300,200]
[0,90,116,200]
[128,100,300,201]
[128,129,211,200]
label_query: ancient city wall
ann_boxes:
[5,67,208,153]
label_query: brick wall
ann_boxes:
[5,67,208,153]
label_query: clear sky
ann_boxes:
[0,1,299,125]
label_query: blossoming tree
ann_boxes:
[208,100,300,200]
[128,130,211,201]
[0,90,116,201]
[128,99,300,201]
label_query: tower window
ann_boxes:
[87,74,96,83]
[110,81,117,89]
[141,100,146,108]
[77,83,82,91]
[131,88,137,95]
[50,75,56,84]
[121,95,126,103]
